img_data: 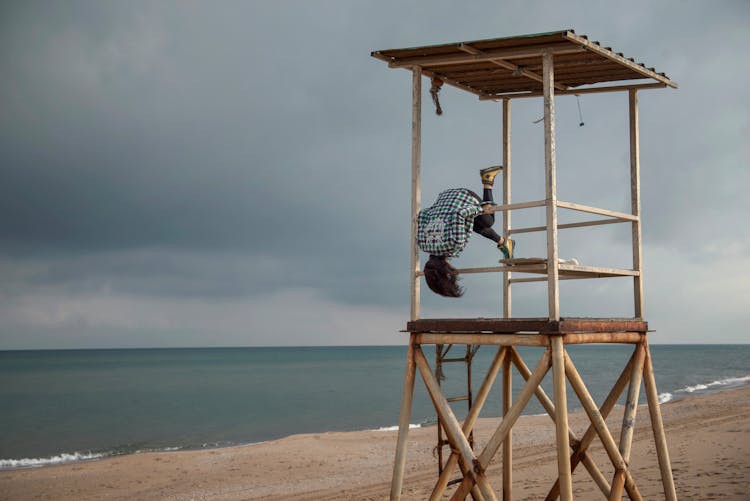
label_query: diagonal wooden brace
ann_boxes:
[451,349,551,500]
[642,339,677,501]
[508,347,611,498]
[414,347,498,501]
[610,341,646,499]
[430,347,508,501]
[390,336,417,501]
[544,344,639,500]
[564,351,643,501]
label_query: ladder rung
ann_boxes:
[447,396,470,403]
[447,478,463,487]
[440,357,469,362]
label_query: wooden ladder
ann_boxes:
[434,344,480,484]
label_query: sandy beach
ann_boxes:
[2,385,748,500]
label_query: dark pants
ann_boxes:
[467,188,502,243]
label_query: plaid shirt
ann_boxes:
[417,188,482,257]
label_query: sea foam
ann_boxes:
[375,423,422,432]
[658,392,673,404]
[676,375,750,395]
[0,451,106,470]
[658,374,750,405]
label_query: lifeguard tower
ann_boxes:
[371,30,678,500]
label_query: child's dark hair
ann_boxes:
[423,255,463,298]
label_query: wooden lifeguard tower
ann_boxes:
[371,30,678,500]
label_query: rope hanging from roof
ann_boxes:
[429,77,444,116]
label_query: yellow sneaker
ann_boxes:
[480,165,503,186]
[498,238,515,260]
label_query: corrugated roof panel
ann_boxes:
[372,30,677,97]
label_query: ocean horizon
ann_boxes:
[2,344,749,470]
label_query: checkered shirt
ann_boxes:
[417,188,482,257]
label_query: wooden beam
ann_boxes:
[558,264,639,277]
[390,335,417,501]
[551,337,573,501]
[458,43,570,91]
[410,68,421,322]
[563,332,642,344]
[557,200,638,221]
[414,347,498,501]
[480,82,668,101]
[386,42,585,69]
[543,52,560,321]
[502,99,512,320]
[610,341,646,499]
[415,333,549,347]
[508,217,625,235]
[407,318,648,334]
[486,198,547,213]
[429,347,508,501]
[502,353,513,500]
[563,32,678,88]
[511,348,612,499]
[630,89,644,318]
[420,67,495,99]
[642,340,678,500]
[564,352,643,500]
[448,263,639,278]
[509,276,548,284]
[544,347,637,501]
[452,349,552,499]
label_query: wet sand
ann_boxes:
[1,386,749,500]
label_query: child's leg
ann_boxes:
[473,186,503,243]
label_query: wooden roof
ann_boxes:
[372,30,677,99]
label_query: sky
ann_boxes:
[1,0,748,349]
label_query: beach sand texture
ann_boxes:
[1,386,748,500]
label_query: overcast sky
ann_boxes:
[1,0,748,349]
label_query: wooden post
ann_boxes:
[629,89,644,318]
[551,336,572,501]
[502,99,512,319]
[642,340,678,501]
[410,67,422,322]
[543,52,560,321]
[390,335,417,500]
[610,341,646,499]
[502,351,512,500]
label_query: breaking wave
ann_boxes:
[660,375,750,405]
[0,451,107,470]
[375,423,422,432]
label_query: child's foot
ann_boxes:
[480,165,503,186]
[498,238,515,260]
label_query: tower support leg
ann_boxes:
[390,335,417,501]
[610,341,646,499]
[551,336,573,501]
[642,340,678,501]
[502,353,513,500]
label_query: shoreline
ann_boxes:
[2,377,745,472]
[2,385,749,500]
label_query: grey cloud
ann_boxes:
[1,0,748,347]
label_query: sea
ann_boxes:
[1,344,748,470]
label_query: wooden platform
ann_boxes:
[448,258,640,282]
[391,328,677,500]
[406,317,647,334]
